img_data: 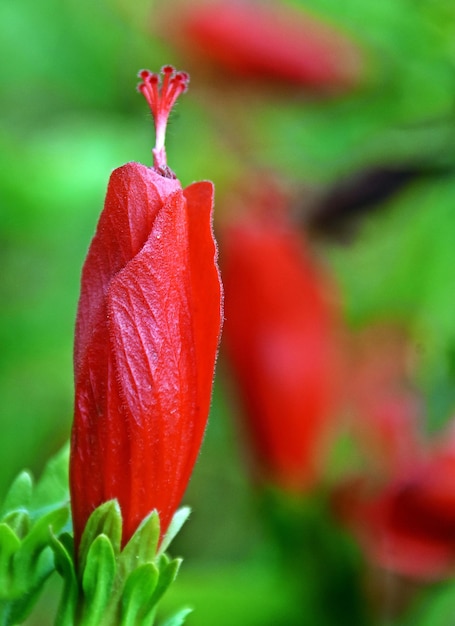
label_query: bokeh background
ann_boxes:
[1,0,455,624]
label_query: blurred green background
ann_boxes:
[1,0,455,624]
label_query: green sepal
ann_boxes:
[54,504,190,626]
[14,506,69,587]
[120,563,160,626]
[0,472,33,520]
[118,510,160,588]
[50,532,78,626]
[147,556,182,609]
[80,535,117,626]
[1,512,30,540]
[78,500,122,577]
[0,524,21,598]
[160,608,193,626]
[157,507,190,557]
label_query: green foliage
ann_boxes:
[51,502,190,626]
[0,447,188,625]
[260,0,455,182]
[401,579,455,626]
[328,176,455,432]
[0,446,70,625]
[159,608,193,626]
[257,489,370,626]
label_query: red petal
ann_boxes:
[184,181,223,431]
[71,163,222,548]
[108,189,196,540]
[74,163,180,375]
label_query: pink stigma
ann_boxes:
[137,66,190,174]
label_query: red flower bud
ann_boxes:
[335,326,455,580]
[70,67,223,550]
[340,434,455,580]
[171,0,363,90]
[221,199,340,491]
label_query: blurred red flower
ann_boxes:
[70,68,223,549]
[171,0,363,90]
[336,324,455,580]
[221,189,341,491]
[342,428,455,580]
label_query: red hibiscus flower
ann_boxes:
[221,188,340,491]
[70,67,223,549]
[343,431,455,581]
[170,0,363,91]
[336,325,455,580]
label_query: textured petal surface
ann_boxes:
[71,163,222,548]
[74,163,180,375]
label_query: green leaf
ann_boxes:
[80,534,116,626]
[119,511,160,578]
[0,524,20,599]
[78,500,122,575]
[403,578,455,626]
[157,508,190,557]
[120,563,160,626]
[160,607,192,626]
[0,472,33,519]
